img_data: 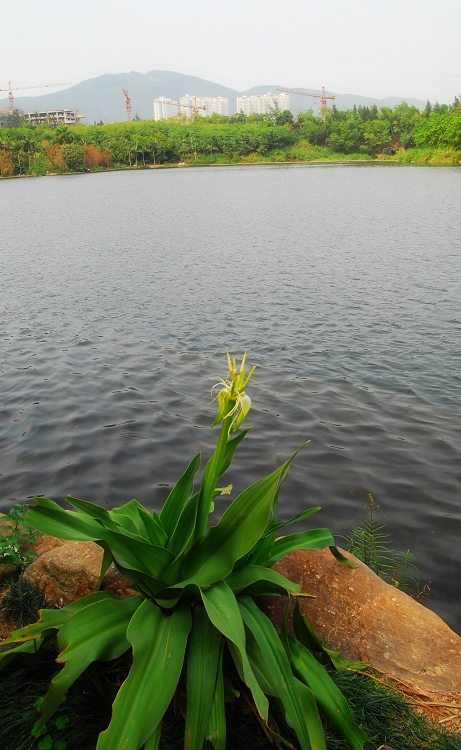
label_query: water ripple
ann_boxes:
[1,165,460,632]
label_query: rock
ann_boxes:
[0,564,17,579]
[0,514,12,538]
[101,564,138,598]
[22,537,136,605]
[23,541,104,606]
[29,534,67,556]
[263,548,461,693]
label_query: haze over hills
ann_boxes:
[1,70,427,124]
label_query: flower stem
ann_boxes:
[194,406,235,543]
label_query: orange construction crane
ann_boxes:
[276,85,335,120]
[122,89,132,121]
[180,97,206,115]
[0,81,72,111]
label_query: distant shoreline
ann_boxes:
[2,155,460,181]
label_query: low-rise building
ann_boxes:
[23,109,84,125]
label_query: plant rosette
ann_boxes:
[0,353,367,750]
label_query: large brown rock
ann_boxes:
[264,548,461,693]
[23,537,136,605]
[23,541,104,606]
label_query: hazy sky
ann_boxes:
[2,0,461,105]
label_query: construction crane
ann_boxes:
[180,97,206,115]
[122,89,132,121]
[0,81,72,112]
[276,85,335,121]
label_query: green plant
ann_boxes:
[346,495,420,597]
[2,576,49,628]
[0,354,367,750]
[0,503,41,568]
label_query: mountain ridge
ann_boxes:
[0,70,427,124]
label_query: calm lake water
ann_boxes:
[1,164,460,632]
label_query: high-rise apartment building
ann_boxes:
[154,96,229,120]
[153,97,180,120]
[179,96,229,117]
[236,92,290,116]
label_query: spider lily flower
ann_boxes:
[211,352,256,431]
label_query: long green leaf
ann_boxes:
[329,546,358,568]
[292,600,322,653]
[224,565,301,597]
[289,637,367,750]
[28,499,174,582]
[27,498,173,581]
[112,501,168,547]
[219,426,251,476]
[39,595,143,723]
[26,497,109,542]
[246,506,323,568]
[266,506,322,535]
[292,602,368,672]
[293,678,327,750]
[65,496,143,537]
[97,599,192,750]
[239,597,312,750]
[97,546,114,589]
[270,440,310,523]
[152,582,200,609]
[0,639,45,668]
[0,591,116,647]
[206,643,226,750]
[178,449,304,587]
[101,550,166,598]
[160,453,201,537]
[66,496,168,548]
[201,581,268,722]
[166,492,199,558]
[143,723,162,750]
[104,532,174,580]
[244,533,275,567]
[265,529,336,567]
[185,606,223,750]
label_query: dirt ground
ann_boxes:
[400,683,461,736]
[357,669,461,737]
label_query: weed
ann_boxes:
[0,503,41,569]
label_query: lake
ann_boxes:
[1,163,460,632]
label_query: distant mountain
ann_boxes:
[0,70,427,124]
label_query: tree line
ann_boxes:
[1,99,460,176]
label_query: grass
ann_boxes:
[0,644,459,749]
[1,575,459,749]
[2,576,49,628]
[324,669,461,750]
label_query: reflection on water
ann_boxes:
[1,164,460,631]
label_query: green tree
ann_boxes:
[62,143,85,171]
[276,109,294,126]
[52,125,78,145]
[363,119,391,155]
[327,117,364,154]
